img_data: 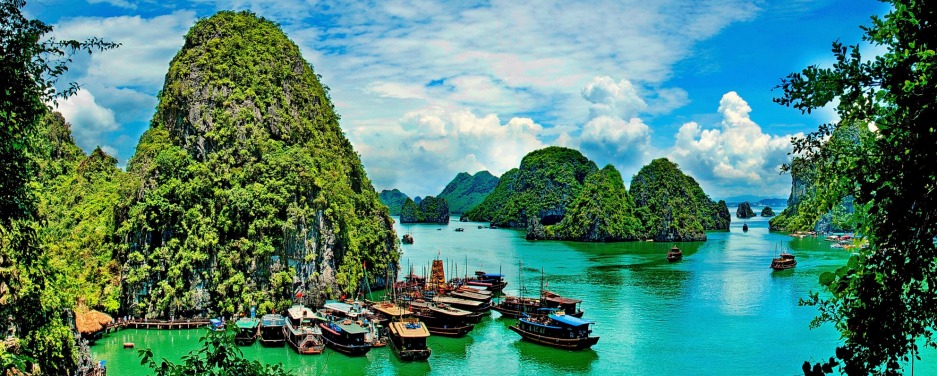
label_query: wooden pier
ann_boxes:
[104,318,211,333]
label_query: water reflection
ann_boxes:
[512,340,599,374]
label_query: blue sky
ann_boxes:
[26,0,890,200]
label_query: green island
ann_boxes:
[378,189,410,216]
[437,171,499,215]
[399,196,450,224]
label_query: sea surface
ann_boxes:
[91,213,937,375]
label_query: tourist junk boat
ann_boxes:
[492,295,541,318]
[448,286,492,303]
[321,301,385,347]
[666,245,683,262]
[408,300,476,337]
[319,318,372,356]
[462,271,508,291]
[509,310,600,350]
[387,318,432,362]
[433,295,491,315]
[285,305,325,355]
[540,290,585,318]
[234,317,260,346]
[770,252,797,270]
[259,313,286,347]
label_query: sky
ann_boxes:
[26,0,891,200]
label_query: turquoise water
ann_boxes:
[91,214,937,375]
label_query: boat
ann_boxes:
[492,295,541,318]
[742,223,749,232]
[233,317,260,346]
[321,301,385,347]
[509,311,600,350]
[319,319,372,356]
[433,295,491,316]
[402,233,414,244]
[285,305,325,355]
[208,318,224,331]
[259,314,286,347]
[407,300,476,337]
[770,252,797,270]
[448,288,493,304]
[666,245,683,262]
[123,342,134,349]
[464,271,508,291]
[454,227,465,232]
[387,318,432,361]
[540,290,584,318]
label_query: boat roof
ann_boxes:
[541,291,581,304]
[389,321,429,338]
[549,314,593,327]
[287,305,316,319]
[260,314,285,326]
[371,302,409,317]
[434,296,483,307]
[330,320,370,335]
[209,318,223,327]
[235,317,260,329]
[481,273,504,278]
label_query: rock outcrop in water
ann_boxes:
[630,158,730,242]
[400,196,450,224]
[117,11,399,318]
[761,206,775,217]
[736,202,756,218]
[379,189,410,216]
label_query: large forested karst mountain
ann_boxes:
[437,171,499,214]
[379,189,410,215]
[629,158,730,242]
[463,147,598,228]
[116,11,399,318]
[528,165,643,241]
[399,196,450,224]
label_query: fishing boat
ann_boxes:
[509,311,600,350]
[285,305,325,355]
[770,252,797,270]
[387,318,432,361]
[408,300,475,337]
[259,314,286,347]
[743,223,749,232]
[666,245,683,262]
[319,319,372,356]
[454,227,465,232]
[233,317,260,346]
[540,290,584,318]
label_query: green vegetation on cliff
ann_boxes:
[379,189,410,216]
[463,147,597,228]
[399,196,450,224]
[630,158,730,242]
[117,11,398,318]
[437,171,499,214]
[536,165,643,241]
[760,206,775,217]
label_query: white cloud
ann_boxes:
[351,106,545,197]
[87,0,137,9]
[55,89,120,153]
[581,76,647,119]
[669,91,798,197]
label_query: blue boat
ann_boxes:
[509,311,599,350]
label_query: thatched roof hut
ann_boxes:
[75,309,113,335]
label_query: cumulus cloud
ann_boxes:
[55,89,120,155]
[669,91,797,197]
[581,76,647,119]
[350,106,545,197]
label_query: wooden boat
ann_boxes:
[387,318,432,362]
[509,311,600,350]
[463,271,508,291]
[770,252,797,270]
[369,300,409,326]
[666,245,683,262]
[208,318,224,331]
[321,301,385,347]
[454,227,465,232]
[123,342,134,348]
[492,295,541,318]
[285,305,325,355]
[408,300,475,337]
[259,314,286,347]
[448,288,493,303]
[402,233,414,244]
[433,295,491,315]
[540,290,584,318]
[233,317,260,346]
[319,319,372,356]
[743,223,749,232]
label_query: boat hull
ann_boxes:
[321,335,371,356]
[388,336,431,361]
[509,325,599,350]
[424,324,474,337]
[259,325,285,347]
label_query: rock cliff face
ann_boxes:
[736,202,756,218]
[379,189,410,216]
[630,158,730,242]
[437,171,499,214]
[400,196,450,224]
[118,11,398,317]
[761,206,775,217]
[463,146,597,228]
[769,157,854,232]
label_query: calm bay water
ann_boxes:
[91,213,937,375]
